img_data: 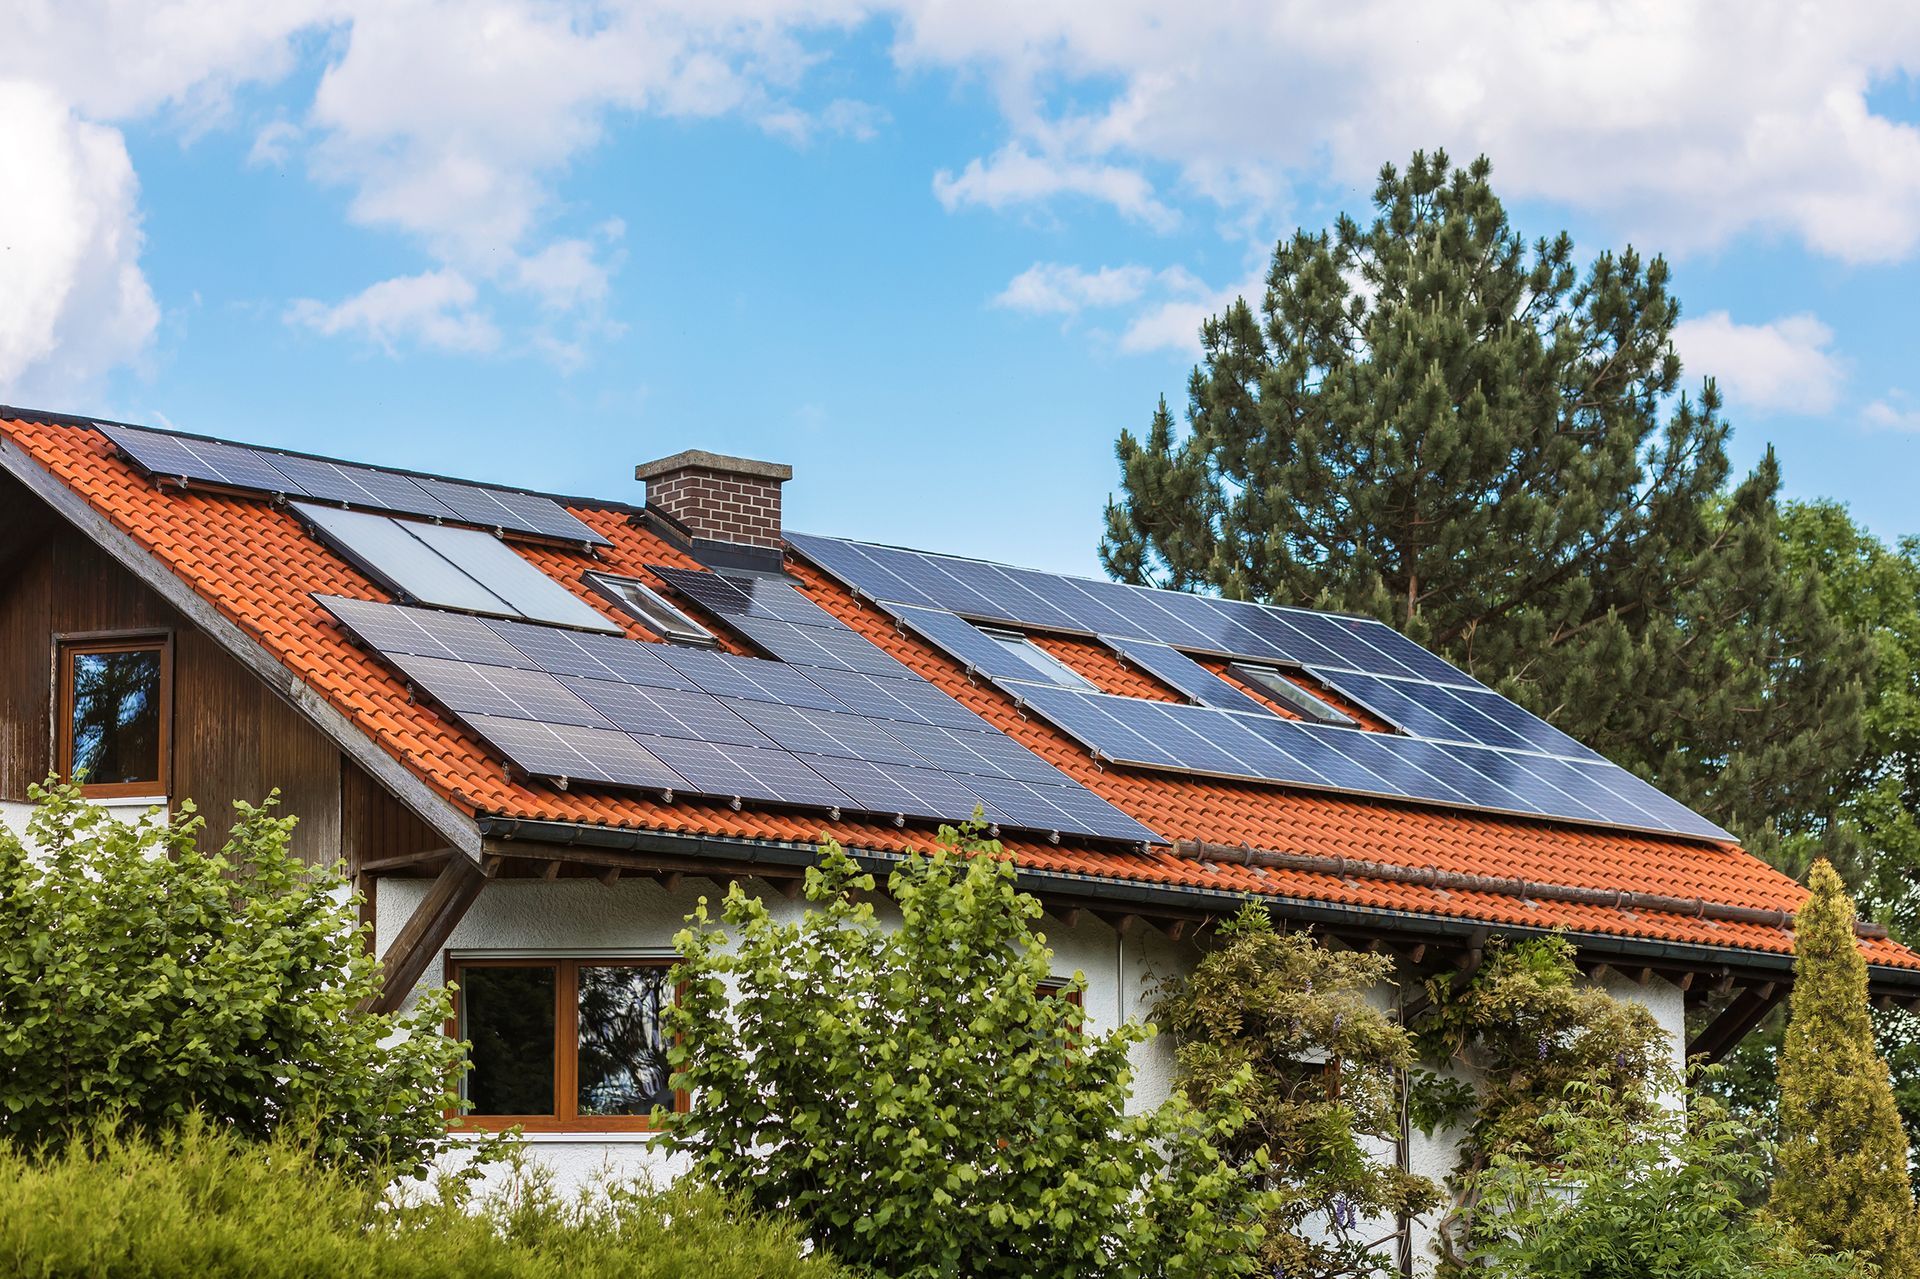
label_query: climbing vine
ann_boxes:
[1153,905,1441,1279]
[1407,935,1668,1270]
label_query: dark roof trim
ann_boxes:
[473,816,1920,994]
[0,432,485,861]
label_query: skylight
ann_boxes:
[1227,662,1357,727]
[587,572,716,645]
[295,503,618,633]
[980,627,1098,691]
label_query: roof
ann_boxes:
[3,408,1911,975]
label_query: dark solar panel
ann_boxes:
[321,595,534,667]
[416,477,607,545]
[630,736,852,809]
[649,565,755,617]
[726,613,914,677]
[322,595,1156,842]
[798,667,993,730]
[890,605,1048,682]
[464,716,685,789]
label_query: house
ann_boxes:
[3,405,1915,1254]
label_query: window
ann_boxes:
[295,502,619,633]
[451,957,682,1131]
[58,634,170,798]
[587,572,716,645]
[981,628,1098,690]
[1228,662,1357,727]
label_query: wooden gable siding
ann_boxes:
[0,474,349,864]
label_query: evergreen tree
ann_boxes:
[1773,860,1919,1272]
[1100,149,1868,852]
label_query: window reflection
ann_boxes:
[461,965,556,1115]
[68,648,162,787]
[577,964,674,1116]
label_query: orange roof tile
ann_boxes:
[5,412,1911,973]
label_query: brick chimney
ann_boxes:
[634,449,791,569]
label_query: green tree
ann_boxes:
[1100,148,1868,853]
[1464,1082,1861,1279]
[0,781,466,1175]
[1152,904,1439,1277]
[1772,860,1920,1272]
[662,832,1272,1279]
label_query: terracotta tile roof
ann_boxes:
[5,412,1912,973]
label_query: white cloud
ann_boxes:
[994,263,1155,314]
[1117,270,1262,355]
[0,79,159,401]
[894,0,1920,262]
[934,144,1178,231]
[1864,394,1920,433]
[247,119,302,168]
[286,269,499,355]
[1671,311,1845,415]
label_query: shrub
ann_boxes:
[0,1117,849,1278]
[0,780,464,1175]
[1152,903,1440,1277]
[1462,1082,1862,1279]
[1773,859,1920,1272]
[662,831,1273,1278]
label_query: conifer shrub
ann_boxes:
[0,1118,849,1278]
[1773,860,1920,1272]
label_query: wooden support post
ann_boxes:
[1407,943,1427,965]
[1161,918,1190,943]
[481,854,505,879]
[1116,913,1141,938]
[542,860,563,881]
[597,867,621,888]
[1674,971,1695,992]
[364,857,486,1015]
[1688,984,1784,1063]
[1058,907,1082,929]
[779,876,803,900]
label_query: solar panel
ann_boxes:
[631,735,851,809]
[321,596,533,666]
[725,613,915,677]
[404,522,617,632]
[416,477,606,545]
[890,605,1059,683]
[323,595,1153,842]
[796,755,997,826]
[98,421,610,545]
[1102,636,1272,714]
[797,667,992,730]
[558,676,775,746]
[299,504,621,632]
[465,715,685,789]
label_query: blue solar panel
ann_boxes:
[483,618,699,688]
[798,668,991,730]
[794,755,996,826]
[558,676,774,746]
[321,596,533,667]
[463,715,685,790]
[1103,636,1272,713]
[725,613,915,677]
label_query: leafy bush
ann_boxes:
[0,1117,849,1278]
[1461,1082,1862,1279]
[0,780,464,1174]
[1152,903,1439,1277]
[662,832,1273,1278]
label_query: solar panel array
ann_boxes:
[99,422,607,545]
[785,533,1732,843]
[319,594,1158,844]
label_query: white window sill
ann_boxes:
[451,1130,667,1145]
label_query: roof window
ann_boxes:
[587,572,716,645]
[980,627,1098,691]
[1227,662,1357,727]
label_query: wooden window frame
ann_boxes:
[446,955,686,1134]
[54,630,173,800]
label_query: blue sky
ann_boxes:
[4,5,1919,576]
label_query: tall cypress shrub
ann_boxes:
[1773,859,1919,1272]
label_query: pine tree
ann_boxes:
[1100,149,1868,853]
[1773,859,1920,1273]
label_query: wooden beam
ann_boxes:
[1057,906,1082,929]
[542,860,563,881]
[1689,984,1784,1064]
[1674,971,1696,992]
[597,867,621,888]
[1116,913,1141,938]
[357,847,455,875]
[1160,918,1190,943]
[364,857,486,1014]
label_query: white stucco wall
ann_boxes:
[376,873,1688,1272]
[1,795,168,844]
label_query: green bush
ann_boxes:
[1461,1082,1862,1279]
[0,781,465,1175]
[0,1117,851,1278]
[663,832,1273,1279]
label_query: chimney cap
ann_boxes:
[635,449,792,483]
